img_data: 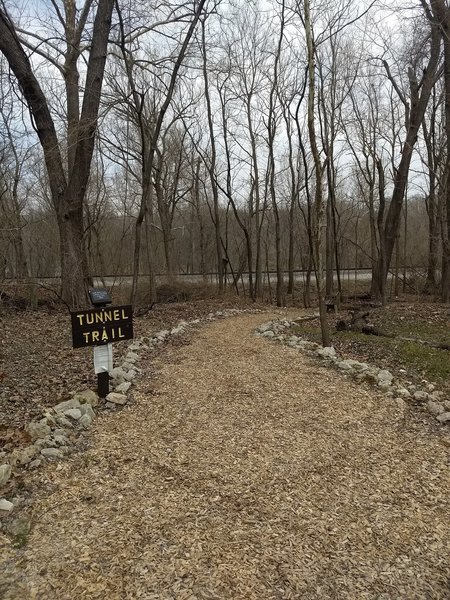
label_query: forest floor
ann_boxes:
[293,297,450,396]
[1,303,450,599]
[1,292,449,436]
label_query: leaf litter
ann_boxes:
[1,310,450,599]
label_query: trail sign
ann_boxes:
[71,305,133,348]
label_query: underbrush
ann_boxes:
[291,300,450,389]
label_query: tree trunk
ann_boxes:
[325,195,334,298]
[374,11,440,299]
[201,19,223,292]
[58,203,89,307]
[304,0,330,346]
[431,0,450,301]
[0,0,115,308]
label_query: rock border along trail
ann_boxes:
[1,311,450,599]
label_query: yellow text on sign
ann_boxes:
[82,327,127,344]
[76,308,129,326]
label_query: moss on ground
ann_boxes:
[291,302,450,388]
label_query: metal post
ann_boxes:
[97,371,109,398]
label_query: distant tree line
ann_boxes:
[0,0,449,339]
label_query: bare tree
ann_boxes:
[420,83,445,294]
[0,64,29,280]
[372,3,441,302]
[114,0,209,303]
[304,0,330,345]
[0,0,115,307]
[427,0,450,300]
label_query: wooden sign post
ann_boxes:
[71,289,133,398]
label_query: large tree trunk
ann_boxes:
[325,196,334,298]
[0,1,114,308]
[58,205,89,307]
[193,159,208,281]
[432,0,450,301]
[267,0,285,308]
[244,97,264,298]
[421,102,441,294]
[372,158,387,303]
[374,11,441,300]
[304,0,330,346]
[201,19,223,292]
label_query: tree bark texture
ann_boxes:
[374,8,441,300]
[304,0,330,346]
[0,1,114,307]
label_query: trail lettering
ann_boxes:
[71,305,133,348]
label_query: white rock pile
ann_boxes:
[255,318,450,425]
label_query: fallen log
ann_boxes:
[293,314,320,323]
[398,336,450,350]
[336,318,450,350]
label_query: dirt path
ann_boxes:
[2,311,450,599]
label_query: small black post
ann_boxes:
[88,288,113,399]
[97,371,109,398]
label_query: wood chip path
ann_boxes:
[1,311,450,599]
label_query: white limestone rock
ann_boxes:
[53,398,81,413]
[53,428,67,437]
[0,498,14,512]
[348,361,369,371]
[427,400,445,416]
[52,434,69,446]
[262,331,275,338]
[42,412,57,427]
[55,415,74,428]
[26,419,51,441]
[396,388,411,399]
[73,390,99,407]
[413,390,429,403]
[40,448,63,459]
[171,325,185,335]
[63,408,82,421]
[316,346,336,359]
[129,342,143,351]
[123,370,137,382]
[106,392,127,405]
[377,370,393,385]
[0,464,12,487]
[115,381,132,394]
[79,414,93,430]
[110,367,126,380]
[378,381,392,392]
[436,412,450,424]
[79,404,95,419]
[10,447,38,466]
[337,360,354,371]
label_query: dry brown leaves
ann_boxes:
[1,310,450,599]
